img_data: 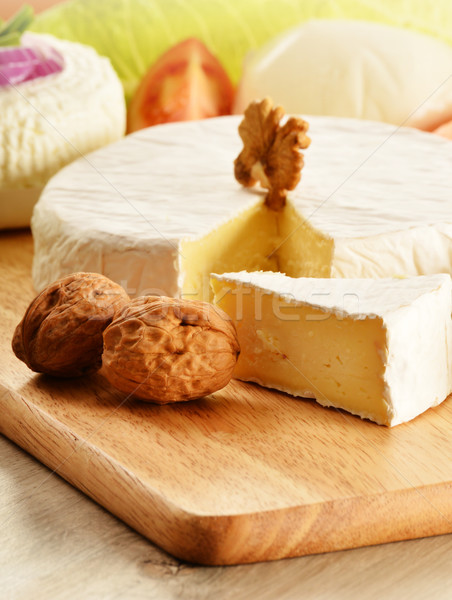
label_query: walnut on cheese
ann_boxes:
[234,98,311,210]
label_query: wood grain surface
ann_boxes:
[1,231,452,567]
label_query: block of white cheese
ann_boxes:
[0,33,126,229]
[211,271,452,426]
[31,116,452,299]
[234,20,452,132]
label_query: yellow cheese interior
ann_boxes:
[180,200,333,301]
[180,203,280,301]
[211,279,390,425]
[276,202,334,278]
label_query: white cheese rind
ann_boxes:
[31,115,452,296]
[331,225,452,279]
[211,270,451,318]
[383,282,452,425]
[212,271,452,426]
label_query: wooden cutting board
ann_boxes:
[1,231,452,566]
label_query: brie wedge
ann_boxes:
[211,271,452,426]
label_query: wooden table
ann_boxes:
[2,231,452,599]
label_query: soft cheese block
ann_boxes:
[211,271,452,426]
[234,20,452,132]
[31,116,452,299]
[0,33,126,229]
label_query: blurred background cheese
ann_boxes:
[0,32,126,229]
[234,20,452,133]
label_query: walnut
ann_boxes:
[102,296,240,404]
[234,97,311,210]
[12,273,130,377]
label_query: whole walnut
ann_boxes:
[12,273,130,377]
[102,296,240,404]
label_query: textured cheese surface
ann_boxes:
[211,271,452,426]
[32,115,452,295]
[0,33,126,190]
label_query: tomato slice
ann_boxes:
[127,38,235,133]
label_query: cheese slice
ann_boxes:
[31,116,452,300]
[211,271,452,426]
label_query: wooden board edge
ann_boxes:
[1,383,452,566]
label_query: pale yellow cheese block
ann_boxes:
[211,271,452,426]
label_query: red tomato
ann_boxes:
[127,38,235,133]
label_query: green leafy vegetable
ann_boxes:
[0,5,34,47]
[30,0,452,102]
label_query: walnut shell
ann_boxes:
[102,296,240,404]
[12,272,130,377]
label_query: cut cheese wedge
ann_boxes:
[211,271,452,426]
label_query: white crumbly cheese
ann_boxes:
[234,20,452,131]
[0,33,126,228]
[211,271,452,426]
[31,115,452,296]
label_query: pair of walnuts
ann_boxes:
[12,273,240,404]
